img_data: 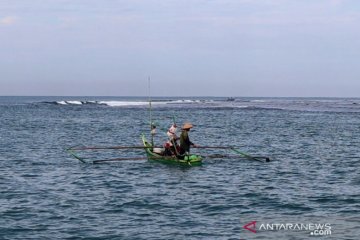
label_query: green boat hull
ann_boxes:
[141,135,202,166]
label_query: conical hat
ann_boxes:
[182,123,193,129]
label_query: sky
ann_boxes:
[0,0,359,97]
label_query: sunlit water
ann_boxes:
[0,96,359,239]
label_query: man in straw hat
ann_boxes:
[179,122,197,157]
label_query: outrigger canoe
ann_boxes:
[141,135,202,166]
[66,136,269,165]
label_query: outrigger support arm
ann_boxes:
[68,145,162,151]
[193,146,270,162]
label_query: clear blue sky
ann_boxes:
[1,0,359,97]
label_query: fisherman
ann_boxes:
[179,123,197,157]
[150,124,156,146]
[164,123,178,156]
[167,123,178,143]
[151,124,157,136]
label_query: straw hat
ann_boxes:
[182,123,193,130]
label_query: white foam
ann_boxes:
[66,101,83,105]
[169,100,198,104]
[55,99,206,107]
[98,101,149,107]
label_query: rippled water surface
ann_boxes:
[0,96,359,239]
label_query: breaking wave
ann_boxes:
[42,99,211,107]
[38,97,360,112]
[44,100,105,106]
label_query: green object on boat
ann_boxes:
[141,135,202,166]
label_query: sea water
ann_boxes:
[0,96,359,239]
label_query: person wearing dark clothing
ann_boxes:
[179,123,196,156]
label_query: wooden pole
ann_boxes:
[68,146,162,151]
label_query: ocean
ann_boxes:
[0,96,359,239]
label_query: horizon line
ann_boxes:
[0,95,359,99]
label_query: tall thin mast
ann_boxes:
[148,77,154,146]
